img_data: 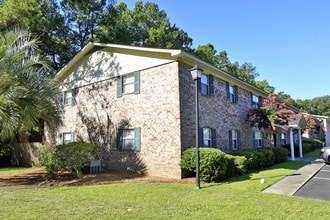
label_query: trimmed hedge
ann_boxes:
[180,148,246,182]
[272,147,289,163]
[283,139,323,156]
[231,148,275,171]
[181,147,290,182]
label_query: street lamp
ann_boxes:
[190,65,203,189]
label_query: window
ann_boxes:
[254,131,263,148]
[61,89,76,106]
[123,73,135,94]
[229,130,240,150]
[117,71,140,97]
[60,132,74,144]
[226,82,238,103]
[199,74,214,96]
[201,74,209,95]
[281,132,287,145]
[199,127,216,147]
[251,94,260,109]
[116,127,141,152]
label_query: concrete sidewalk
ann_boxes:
[262,158,325,196]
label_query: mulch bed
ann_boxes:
[0,167,196,187]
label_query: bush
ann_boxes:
[181,147,233,182]
[40,142,98,179]
[283,139,321,156]
[231,148,275,171]
[272,147,289,163]
[39,145,59,179]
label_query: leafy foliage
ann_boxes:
[41,142,98,178]
[246,93,296,131]
[180,147,244,182]
[0,28,62,141]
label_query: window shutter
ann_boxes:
[250,92,253,105]
[209,75,214,96]
[228,130,232,150]
[134,127,141,152]
[226,82,230,100]
[116,129,123,150]
[117,76,122,98]
[211,128,217,148]
[60,92,65,107]
[197,79,201,93]
[259,96,263,107]
[237,130,241,149]
[60,133,63,145]
[134,71,140,94]
[253,132,256,148]
[198,127,203,147]
[234,86,238,103]
[71,89,76,106]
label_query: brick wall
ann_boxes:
[51,61,184,179]
[179,63,258,152]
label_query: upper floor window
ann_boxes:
[251,93,261,109]
[122,73,135,94]
[61,89,76,106]
[229,129,240,150]
[226,82,238,103]
[199,74,214,96]
[117,71,140,97]
[254,131,263,148]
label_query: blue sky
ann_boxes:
[123,0,330,100]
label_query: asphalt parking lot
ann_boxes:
[294,163,330,201]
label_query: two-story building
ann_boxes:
[45,43,303,179]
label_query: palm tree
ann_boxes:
[0,27,62,142]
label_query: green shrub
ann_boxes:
[181,147,231,182]
[55,142,98,178]
[272,147,289,163]
[231,148,275,171]
[39,145,59,179]
[225,154,247,175]
[0,143,12,158]
[40,142,98,179]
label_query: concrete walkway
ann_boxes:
[262,157,325,196]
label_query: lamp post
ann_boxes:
[190,65,203,189]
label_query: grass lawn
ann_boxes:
[1,159,329,220]
[0,167,28,175]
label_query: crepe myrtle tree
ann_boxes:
[246,93,297,132]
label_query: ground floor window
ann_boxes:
[254,131,262,148]
[281,132,287,145]
[117,127,141,152]
[60,132,74,144]
[201,127,216,147]
[229,130,240,150]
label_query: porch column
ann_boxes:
[298,128,303,158]
[290,128,295,160]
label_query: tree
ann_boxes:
[255,80,275,94]
[246,93,296,131]
[96,1,193,49]
[0,28,62,142]
[194,44,259,85]
[309,96,330,117]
